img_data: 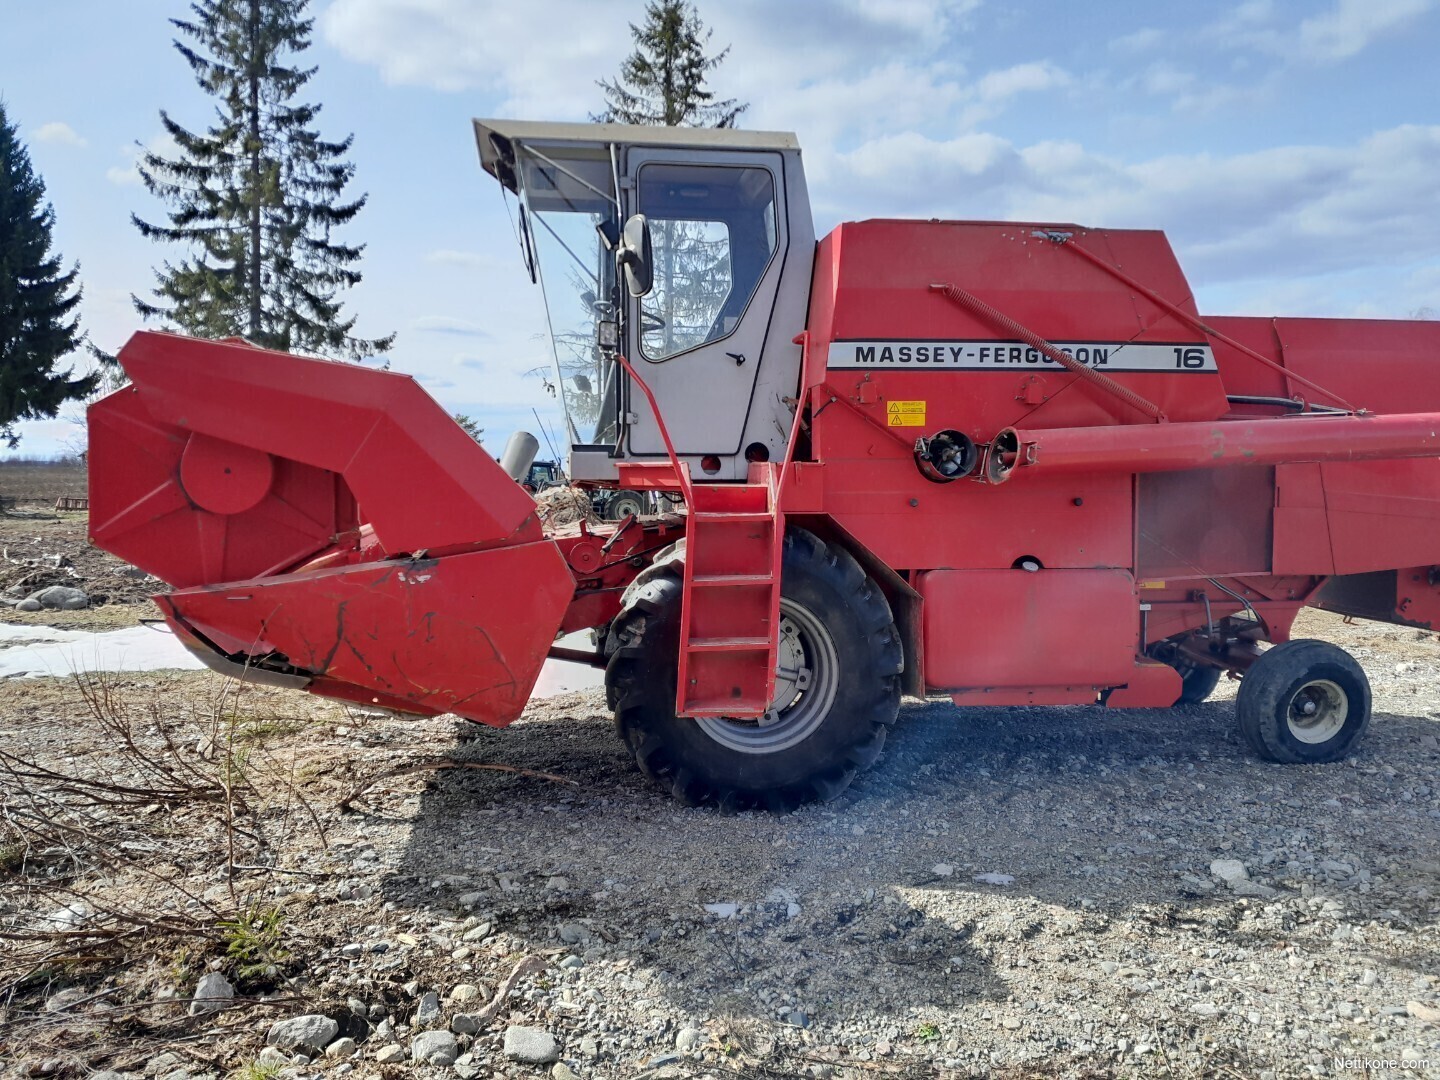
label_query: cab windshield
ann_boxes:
[517,148,620,446]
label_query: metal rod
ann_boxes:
[929,282,1166,421]
[1044,234,1358,413]
[547,645,607,669]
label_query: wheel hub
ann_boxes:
[759,616,810,726]
[695,599,840,755]
[1286,679,1348,744]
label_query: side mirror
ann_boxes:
[616,213,653,298]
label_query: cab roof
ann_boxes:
[474,118,800,192]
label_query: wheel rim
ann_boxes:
[1286,678,1349,744]
[611,497,642,518]
[695,597,840,755]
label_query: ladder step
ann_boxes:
[686,636,772,652]
[690,511,773,523]
[684,701,769,717]
[691,574,775,587]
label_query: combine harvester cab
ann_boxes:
[90,117,1440,812]
[87,332,577,724]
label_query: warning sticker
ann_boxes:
[886,400,926,427]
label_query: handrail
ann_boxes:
[613,353,694,503]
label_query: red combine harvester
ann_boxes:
[90,120,1440,810]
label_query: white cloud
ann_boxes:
[747,61,969,153]
[106,164,141,187]
[843,0,980,35]
[34,122,85,147]
[320,0,626,113]
[1206,0,1432,62]
[105,132,178,188]
[821,125,1440,289]
[1136,62,1195,97]
[1298,0,1431,60]
[976,61,1069,103]
[411,315,489,336]
[1109,27,1163,53]
[1231,0,1275,26]
[425,249,498,269]
[321,0,983,118]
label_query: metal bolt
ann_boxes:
[909,498,919,507]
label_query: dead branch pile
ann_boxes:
[534,484,599,527]
[0,672,324,1011]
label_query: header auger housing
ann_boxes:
[91,118,1440,811]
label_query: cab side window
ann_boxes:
[637,164,777,361]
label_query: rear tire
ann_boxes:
[604,529,902,810]
[1177,663,1222,704]
[1236,639,1371,763]
[1147,639,1222,705]
[606,491,645,520]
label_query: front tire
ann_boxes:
[604,529,902,811]
[1236,639,1371,763]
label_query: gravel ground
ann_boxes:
[3,609,1440,1079]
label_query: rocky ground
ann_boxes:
[0,512,164,630]
[2,608,1440,1080]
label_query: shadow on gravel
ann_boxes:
[377,688,1440,1039]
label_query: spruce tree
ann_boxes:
[595,2,748,359]
[0,104,95,449]
[133,0,393,360]
[596,1,746,128]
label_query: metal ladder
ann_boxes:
[675,475,783,718]
[612,354,788,720]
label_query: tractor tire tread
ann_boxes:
[604,528,901,811]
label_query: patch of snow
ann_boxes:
[973,872,1016,886]
[0,624,204,678]
[530,630,605,699]
[0,623,604,700]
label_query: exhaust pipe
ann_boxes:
[499,430,540,483]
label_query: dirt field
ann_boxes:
[3,606,1440,1079]
[0,461,88,508]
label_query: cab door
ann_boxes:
[621,150,788,458]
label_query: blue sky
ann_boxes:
[2,0,1438,456]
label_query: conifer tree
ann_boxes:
[0,104,95,448]
[133,0,392,360]
[596,1,746,128]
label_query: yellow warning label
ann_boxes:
[886,400,926,427]
[1138,580,1167,590]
